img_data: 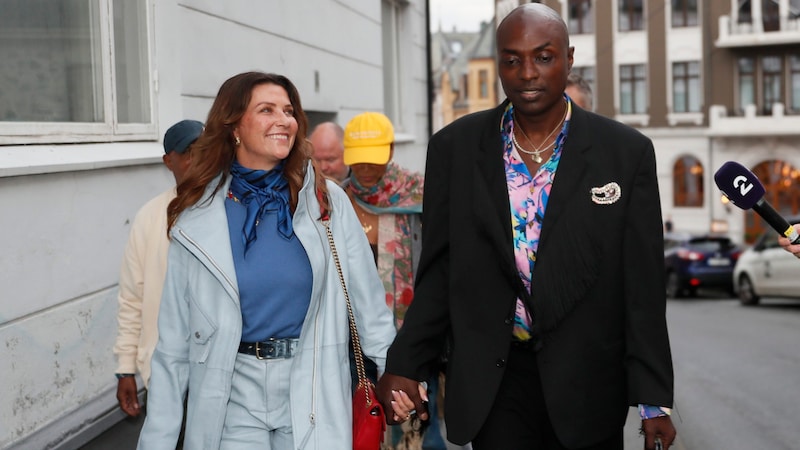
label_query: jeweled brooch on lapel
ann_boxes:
[590,182,622,205]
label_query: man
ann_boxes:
[376,4,675,450]
[113,119,203,417]
[565,71,593,111]
[310,121,350,183]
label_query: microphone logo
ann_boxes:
[732,175,754,196]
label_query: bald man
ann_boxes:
[377,4,675,449]
[309,121,349,183]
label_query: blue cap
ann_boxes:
[163,120,204,154]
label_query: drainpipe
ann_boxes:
[425,0,433,138]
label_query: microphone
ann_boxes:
[713,161,800,244]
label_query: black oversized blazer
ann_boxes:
[386,101,674,448]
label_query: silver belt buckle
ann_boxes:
[254,338,296,359]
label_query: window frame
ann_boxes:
[618,0,644,32]
[382,0,408,134]
[479,69,489,99]
[673,155,705,208]
[671,0,698,28]
[568,0,594,35]
[619,63,647,114]
[672,61,701,113]
[0,0,156,146]
[762,55,783,115]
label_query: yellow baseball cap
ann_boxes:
[343,112,394,165]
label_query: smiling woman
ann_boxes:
[136,71,397,450]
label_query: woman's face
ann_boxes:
[350,162,388,189]
[233,83,298,170]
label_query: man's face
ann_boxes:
[163,148,192,185]
[496,12,573,117]
[310,127,349,182]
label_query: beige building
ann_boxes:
[432,20,499,132]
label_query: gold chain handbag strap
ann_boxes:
[322,218,372,407]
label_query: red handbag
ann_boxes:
[321,203,386,450]
[352,380,386,450]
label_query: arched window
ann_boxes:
[673,155,704,207]
[744,160,800,242]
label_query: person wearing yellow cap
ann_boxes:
[343,112,448,450]
[342,111,423,328]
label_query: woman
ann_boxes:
[137,72,397,449]
[342,112,447,450]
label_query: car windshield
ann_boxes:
[687,238,732,252]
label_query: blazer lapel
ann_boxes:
[472,104,515,268]
[539,108,591,244]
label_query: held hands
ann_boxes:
[376,373,429,425]
[641,416,676,450]
[778,224,800,259]
[116,376,141,417]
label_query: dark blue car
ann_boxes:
[664,232,742,298]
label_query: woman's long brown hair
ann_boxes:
[167,72,330,235]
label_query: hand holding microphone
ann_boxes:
[713,161,800,245]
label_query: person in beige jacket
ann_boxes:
[113,119,203,416]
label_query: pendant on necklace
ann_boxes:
[362,223,373,234]
[531,154,543,164]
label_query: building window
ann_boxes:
[673,156,704,207]
[762,0,780,31]
[568,0,594,34]
[672,61,701,113]
[671,0,698,27]
[619,0,644,31]
[762,55,782,115]
[573,66,596,100]
[790,55,800,113]
[737,0,753,24]
[382,0,406,131]
[619,64,646,114]
[746,160,800,242]
[738,57,755,114]
[479,69,488,99]
[0,0,153,143]
[574,66,595,86]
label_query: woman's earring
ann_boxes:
[234,136,241,146]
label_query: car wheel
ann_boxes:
[737,274,760,306]
[666,272,683,299]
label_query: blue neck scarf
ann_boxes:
[229,160,292,252]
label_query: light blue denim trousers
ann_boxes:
[220,352,294,449]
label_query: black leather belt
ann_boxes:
[238,338,299,360]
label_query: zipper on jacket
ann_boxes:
[296,188,325,449]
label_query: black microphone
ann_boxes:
[713,161,800,244]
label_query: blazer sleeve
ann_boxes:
[623,141,674,408]
[386,132,453,380]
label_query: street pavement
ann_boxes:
[82,397,658,448]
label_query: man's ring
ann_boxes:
[408,409,416,416]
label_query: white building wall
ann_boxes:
[0,1,429,447]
